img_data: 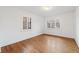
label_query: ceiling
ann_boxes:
[19,6,76,17]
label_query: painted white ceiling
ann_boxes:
[19,6,76,17]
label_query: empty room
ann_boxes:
[0,6,79,53]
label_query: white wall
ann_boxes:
[0,7,44,47]
[44,11,75,38]
[75,7,79,47]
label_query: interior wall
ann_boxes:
[44,11,75,38]
[0,7,44,47]
[75,7,79,47]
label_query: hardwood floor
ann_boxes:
[1,34,79,53]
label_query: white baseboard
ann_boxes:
[1,33,43,47]
[43,33,74,39]
[75,39,79,48]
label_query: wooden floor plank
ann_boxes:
[1,34,79,53]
